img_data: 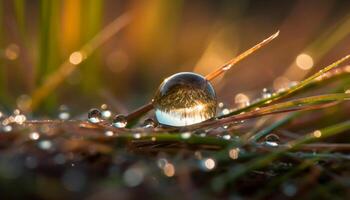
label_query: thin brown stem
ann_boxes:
[205,31,279,81]
[125,101,154,121]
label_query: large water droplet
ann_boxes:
[112,114,127,128]
[88,109,102,123]
[154,72,216,127]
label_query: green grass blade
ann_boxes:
[220,55,350,118]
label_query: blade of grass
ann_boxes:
[0,1,12,108]
[188,93,350,130]
[80,0,103,93]
[25,12,131,112]
[220,55,350,118]
[13,0,25,36]
[36,0,60,113]
[250,112,299,142]
[249,64,350,144]
[211,119,350,191]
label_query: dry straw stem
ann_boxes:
[124,31,280,120]
[205,31,279,81]
[24,12,131,112]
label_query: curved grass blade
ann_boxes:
[219,55,350,118]
[188,93,350,130]
[211,119,350,192]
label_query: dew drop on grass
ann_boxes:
[153,72,217,127]
[38,140,53,150]
[142,118,157,128]
[3,125,12,132]
[29,132,40,140]
[200,158,216,171]
[88,108,102,123]
[262,88,273,98]
[222,134,231,140]
[123,166,144,187]
[112,114,127,128]
[181,132,192,139]
[221,108,230,115]
[58,105,70,120]
[133,133,141,139]
[100,104,112,119]
[264,134,280,147]
[104,130,114,137]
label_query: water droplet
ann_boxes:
[142,118,157,128]
[133,133,141,139]
[221,108,230,115]
[112,114,127,128]
[153,72,216,127]
[222,134,231,140]
[123,166,144,187]
[201,158,216,171]
[38,140,52,150]
[29,132,40,140]
[100,104,112,119]
[235,93,250,108]
[157,158,168,169]
[14,114,26,124]
[104,130,114,137]
[262,88,272,98]
[88,108,102,123]
[58,105,70,120]
[13,109,20,115]
[181,132,192,139]
[102,110,112,119]
[2,125,12,132]
[229,148,240,159]
[264,134,280,147]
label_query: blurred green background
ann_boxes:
[0,0,350,117]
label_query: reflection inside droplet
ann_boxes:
[112,114,127,128]
[88,109,102,123]
[154,72,216,127]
